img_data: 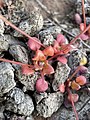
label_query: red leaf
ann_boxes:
[21,65,34,75]
[79,33,89,40]
[80,23,85,31]
[59,83,65,93]
[57,34,66,44]
[68,94,79,103]
[71,81,81,90]
[42,62,54,75]
[76,75,86,85]
[32,50,46,61]
[27,37,41,51]
[36,78,48,92]
[43,46,54,56]
[57,56,67,64]
[79,66,87,73]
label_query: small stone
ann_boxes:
[0,62,16,97]
[52,62,71,91]
[36,92,63,118]
[34,92,48,104]
[0,19,5,35]
[14,10,43,37]
[16,69,39,91]
[5,87,34,116]
[26,116,34,120]
[0,35,9,52]
[9,45,28,63]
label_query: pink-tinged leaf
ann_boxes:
[71,81,81,90]
[79,33,89,40]
[68,94,79,103]
[21,65,34,75]
[42,62,54,75]
[57,56,67,64]
[75,13,82,25]
[43,46,54,56]
[36,78,48,92]
[80,23,85,31]
[76,75,86,85]
[27,37,41,51]
[32,50,46,61]
[53,40,60,53]
[57,34,66,44]
[79,66,87,73]
[59,83,65,93]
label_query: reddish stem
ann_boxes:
[0,15,45,48]
[48,25,90,61]
[82,0,86,29]
[0,58,33,67]
[67,88,79,120]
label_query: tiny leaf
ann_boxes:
[57,56,67,64]
[76,75,86,85]
[21,65,34,75]
[36,78,48,92]
[71,81,81,90]
[59,83,65,93]
[43,46,54,56]
[68,93,79,103]
[27,37,41,51]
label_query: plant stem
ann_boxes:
[68,88,79,120]
[48,25,90,61]
[0,14,45,48]
[82,0,86,29]
[0,58,33,67]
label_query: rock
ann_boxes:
[0,62,16,97]
[36,92,63,118]
[0,19,5,35]
[26,116,34,120]
[75,0,90,15]
[34,92,48,104]
[5,87,34,116]
[14,9,43,37]
[0,35,9,52]
[39,26,61,38]
[9,45,28,63]
[4,0,26,24]
[52,62,71,91]
[0,104,5,120]
[16,69,39,91]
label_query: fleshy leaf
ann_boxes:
[57,56,67,64]
[59,83,65,93]
[32,50,46,61]
[75,13,82,25]
[21,65,34,75]
[76,75,86,85]
[53,40,60,53]
[43,46,54,56]
[79,33,89,40]
[80,23,85,31]
[71,81,81,90]
[80,56,87,65]
[68,93,79,103]
[36,78,48,92]
[79,66,87,73]
[42,62,54,75]
[27,37,41,51]
[57,34,66,44]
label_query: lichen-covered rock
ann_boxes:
[14,9,43,37]
[34,92,48,104]
[16,69,39,91]
[75,0,89,15]
[36,92,63,118]
[39,26,61,38]
[9,45,28,63]
[4,0,26,24]
[0,62,16,96]
[0,35,9,52]
[0,19,4,35]
[0,104,5,120]
[5,87,34,116]
[52,62,71,91]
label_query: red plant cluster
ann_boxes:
[0,0,89,119]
